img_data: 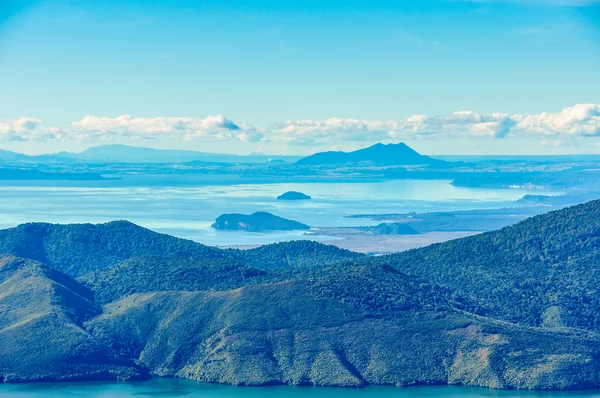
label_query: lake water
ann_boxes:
[0,179,556,246]
[1,379,600,398]
[0,179,581,396]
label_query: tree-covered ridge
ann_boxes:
[0,221,355,278]
[306,264,471,313]
[3,201,600,388]
[0,222,364,304]
[377,199,600,330]
[240,240,364,270]
[0,255,143,382]
[80,256,269,304]
[0,255,98,326]
[82,242,363,304]
[87,278,600,390]
[0,221,227,277]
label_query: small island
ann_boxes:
[277,191,312,201]
[212,211,310,232]
[368,222,420,235]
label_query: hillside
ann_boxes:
[87,271,600,389]
[0,256,142,382]
[2,203,600,388]
[0,221,358,279]
[0,221,227,277]
[241,240,363,270]
[79,256,266,304]
[295,143,449,167]
[378,199,600,331]
[82,242,363,304]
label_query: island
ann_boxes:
[368,222,420,235]
[211,211,310,231]
[295,142,449,167]
[277,191,312,201]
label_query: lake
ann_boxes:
[2,379,600,398]
[0,178,556,246]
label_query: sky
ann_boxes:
[0,0,599,155]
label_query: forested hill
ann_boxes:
[0,221,362,278]
[378,199,600,331]
[3,202,600,389]
[0,221,227,277]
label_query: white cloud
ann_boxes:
[71,114,263,142]
[264,112,515,145]
[268,118,394,145]
[397,111,516,139]
[514,104,600,137]
[265,104,600,145]
[1,104,599,148]
[0,117,62,142]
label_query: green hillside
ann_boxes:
[2,201,600,389]
[379,200,600,331]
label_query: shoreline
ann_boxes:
[4,376,600,394]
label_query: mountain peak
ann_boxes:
[295,142,447,167]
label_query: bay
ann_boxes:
[0,179,558,246]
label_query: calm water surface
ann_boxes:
[1,379,600,398]
[0,179,557,246]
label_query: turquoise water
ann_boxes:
[0,179,557,246]
[1,379,600,398]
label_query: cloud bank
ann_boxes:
[0,117,63,142]
[1,104,599,148]
[71,115,263,143]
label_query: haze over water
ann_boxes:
[0,179,556,246]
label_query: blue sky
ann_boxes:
[0,0,599,155]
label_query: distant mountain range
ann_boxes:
[2,143,598,167]
[3,201,600,388]
[295,143,449,167]
[0,145,301,165]
[0,149,79,165]
[0,142,448,167]
[77,145,301,164]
